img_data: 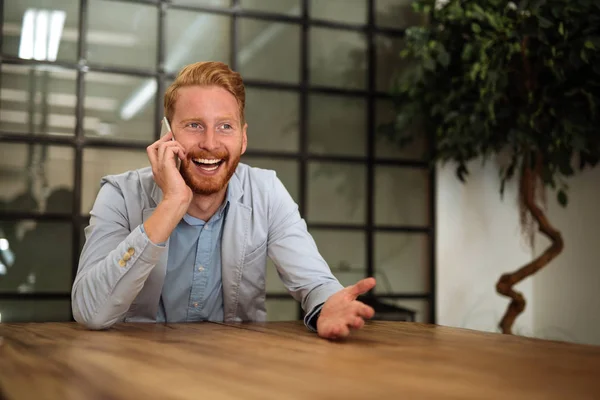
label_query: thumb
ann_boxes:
[347,277,376,298]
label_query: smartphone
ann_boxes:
[160,116,172,138]
[161,117,181,169]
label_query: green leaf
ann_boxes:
[585,40,596,50]
[462,43,474,61]
[557,190,568,207]
[471,23,481,33]
[423,56,436,71]
[558,22,565,36]
[538,16,553,28]
[437,48,451,67]
[581,49,589,63]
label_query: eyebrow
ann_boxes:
[180,115,239,124]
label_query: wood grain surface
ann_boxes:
[0,321,599,400]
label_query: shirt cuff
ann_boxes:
[138,224,166,247]
[303,302,324,332]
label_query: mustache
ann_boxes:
[186,149,229,161]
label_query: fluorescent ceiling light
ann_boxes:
[18,10,35,59]
[34,10,49,60]
[19,8,66,62]
[48,11,66,61]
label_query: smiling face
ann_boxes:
[171,85,247,196]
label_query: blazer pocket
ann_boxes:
[244,240,267,265]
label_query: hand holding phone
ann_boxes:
[161,117,181,169]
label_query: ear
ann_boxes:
[241,122,248,155]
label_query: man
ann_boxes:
[72,61,376,339]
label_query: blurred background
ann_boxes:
[1,1,598,348]
[0,0,433,325]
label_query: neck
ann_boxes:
[186,186,228,221]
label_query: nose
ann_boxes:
[199,128,219,151]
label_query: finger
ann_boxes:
[349,316,365,330]
[158,130,173,142]
[162,146,186,169]
[336,324,350,338]
[147,143,159,171]
[354,302,375,319]
[346,277,376,298]
[147,132,175,167]
[319,324,338,340]
[149,131,174,153]
[158,142,186,167]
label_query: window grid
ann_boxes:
[0,0,436,324]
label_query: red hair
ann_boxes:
[164,61,245,123]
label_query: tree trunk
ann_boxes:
[495,157,564,334]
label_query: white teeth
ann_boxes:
[200,164,219,171]
[193,158,221,164]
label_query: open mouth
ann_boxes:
[191,158,224,172]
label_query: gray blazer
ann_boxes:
[72,163,343,330]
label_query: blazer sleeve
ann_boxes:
[266,174,344,321]
[71,181,166,330]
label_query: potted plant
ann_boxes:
[384,0,600,334]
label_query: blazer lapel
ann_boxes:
[221,173,251,322]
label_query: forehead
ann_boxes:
[174,85,239,119]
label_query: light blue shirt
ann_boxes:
[153,192,230,323]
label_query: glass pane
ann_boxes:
[165,11,231,75]
[238,19,300,84]
[84,72,156,142]
[245,88,299,152]
[240,0,300,15]
[375,0,425,30]
[241,157,299,203]
[87,0,157,71]
[309,229,365,288]
[266,298,298,321]
[374,232,429,294]
[0,220,72,293]
[0,143,74,213]
[0,64,77,136]
[171,0,231,6]
[308,94,366,156]
[307,162,365,224]
[82,148,148,214]
[376,34,407,93]
[310,0,367,25]
[374,99,428,160]
[2,0,78,62]
[386,299,430,323]
[310,28,367,90]
[375,166,429,226]
[0,300,71,323]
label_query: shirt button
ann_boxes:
[198,266,204,271]
[193,302,199,308]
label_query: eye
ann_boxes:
[188,122,201,129]
[222,123,233,130]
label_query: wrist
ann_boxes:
[162,194,190,212]
[143,198,188,244]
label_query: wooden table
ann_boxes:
[1,321,599,399]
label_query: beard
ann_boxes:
[179,147,241,195]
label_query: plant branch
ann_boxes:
[496,153,564,334]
